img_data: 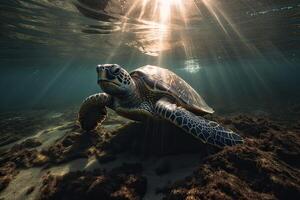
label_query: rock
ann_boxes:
[0,144,49,191]
[1,145,48,169]
[32,153,49,166]
[162,145,300,200]
[39,163,147,200]
[163,165,275,200]
[264,132,300,168]
[43,131,102,164]
[231,115,270,137]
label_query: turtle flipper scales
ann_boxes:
[155,99,244,147]
[78,93,112,131]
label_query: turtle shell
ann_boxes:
[130,65,214,115]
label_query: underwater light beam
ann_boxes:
[119,0,187,59]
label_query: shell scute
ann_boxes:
[130,65,214,114]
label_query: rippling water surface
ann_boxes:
[0,0,299,116]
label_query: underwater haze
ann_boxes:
[0,0,299,117]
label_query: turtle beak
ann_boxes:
[96,64,104,73]
[96,65,106,83]
[97,65,100,84]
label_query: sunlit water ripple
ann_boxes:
[1,0,299,59]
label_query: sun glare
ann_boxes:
[120,0,188,58]
[157,0,185,25]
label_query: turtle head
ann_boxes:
[96,64,135,96]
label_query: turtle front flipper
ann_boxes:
[155,99,244,148]
[78,93,112,131]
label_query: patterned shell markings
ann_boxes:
[130,65,214,114]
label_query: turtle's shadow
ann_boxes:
[103,119,220,157]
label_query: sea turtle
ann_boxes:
[78,64,244,147]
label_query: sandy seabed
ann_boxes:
[0,108,299,200]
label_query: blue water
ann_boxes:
[0,0,299,117]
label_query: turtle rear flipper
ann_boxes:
[155,99,244,148]
[78,93,112,131]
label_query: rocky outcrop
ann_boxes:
[0,111,299,199]
[159,115,300,200]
